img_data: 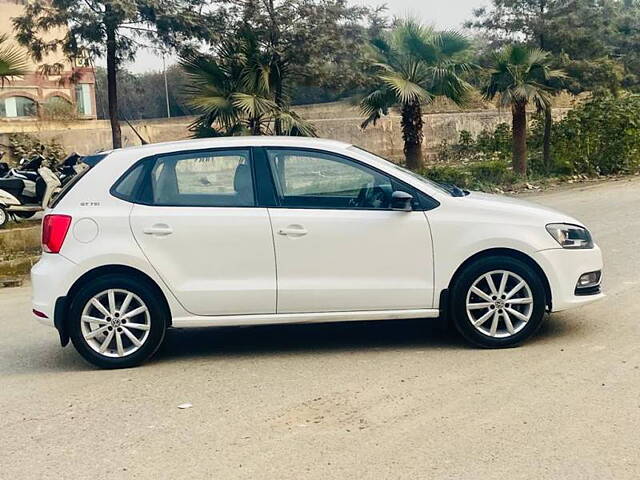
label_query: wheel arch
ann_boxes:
[446,248,552,311]
[57,264,172,346]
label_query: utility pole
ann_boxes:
[163,52,171,118]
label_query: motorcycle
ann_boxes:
[0,153,73,228]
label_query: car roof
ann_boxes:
[101,136,353,159]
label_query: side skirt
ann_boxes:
[172,309,440,328]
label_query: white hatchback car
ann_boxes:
[31,137,603,368]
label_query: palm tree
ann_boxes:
[360,20,473,170]
[180,34,315,138]
[0,34,28,87]
[484,45,565,176]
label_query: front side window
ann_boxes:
[141,149,254,207]
[267,148,414,210]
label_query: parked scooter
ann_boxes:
[0,151,9,177]
[57,152,84,187]
[0,155,62,228]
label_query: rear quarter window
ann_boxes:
[111,162,147,202]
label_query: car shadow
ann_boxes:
[6,313,583,374]
[153,317,462,363]
[151,312,581,364]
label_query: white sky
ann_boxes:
[123,0,487,73]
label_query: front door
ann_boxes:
[264,148,434,314]
[129,148,276,316]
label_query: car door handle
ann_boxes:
[143,224,173,236]
[278,225,308,237]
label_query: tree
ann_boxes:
[205,0,374,134]
[469,1,561,169]
[466,0,556,50]
[468,0,640,92]
[612,0,640,91]
[180,33,316,137]
[13,0,213,148]
[94,65,194,120]
[484,45,564,175]
[0,34,28,87]
[359,20,473,170]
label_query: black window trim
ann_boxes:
[255,146,440,212]
[110,144,440,211]
[110,146,259,208]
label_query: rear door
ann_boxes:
[128,148,276,316]
[263,147,435,314]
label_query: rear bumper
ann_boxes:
[31,253,76,344]
[534,245,604,312]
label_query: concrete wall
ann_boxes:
[0,225,41,277]
[0,102,571,161]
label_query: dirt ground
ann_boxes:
[1,177,639,480]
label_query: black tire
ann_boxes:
[450,255,546,348]
[68,274,168,368]
[0,206,8,228]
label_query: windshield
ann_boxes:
[348,146,456,196]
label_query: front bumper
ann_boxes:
[534,245,604,312]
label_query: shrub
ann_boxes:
[551,94,640,175]
[468,159,516,185]
[41,97,76,121]
[434,94,640,182]
[8,133,67,168]
[422,164,472,188]
[437,125,513,164]
[475,123,512,162]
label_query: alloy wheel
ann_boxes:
[80,289,151,358]
[465,270,534,338]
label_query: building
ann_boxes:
[0,0,96,123]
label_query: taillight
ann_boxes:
[42,214,72,254]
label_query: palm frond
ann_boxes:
[180,31,314,138]
[361,18,474,132]
[275,110,317,137]
[359,87,396,128]
[380,73,430,104]
[437,30,471,57]
[0,33,29,85]
[484,45,566,108]
[231,92,277,118]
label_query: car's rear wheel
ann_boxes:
[68,274,168,368]
[450,256,546,348]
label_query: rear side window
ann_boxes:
[135,149,255,207]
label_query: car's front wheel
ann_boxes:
[68,274,168,368]
[450,256,547,348]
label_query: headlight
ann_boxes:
[546,223,594,249]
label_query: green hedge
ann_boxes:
[549,94,640,175]
[430,94,640,189]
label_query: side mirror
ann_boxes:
[391,191,413,212]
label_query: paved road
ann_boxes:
[1,178,639,480]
